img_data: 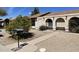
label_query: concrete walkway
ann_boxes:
[17,44,37,52]
[0,44,11,52]
[27,31,56,45]
[6,42,37,52]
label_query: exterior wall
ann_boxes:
[34,13,79,32]
[35,17,45,29]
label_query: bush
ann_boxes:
[10,30,34,39]
[39,25,47,31]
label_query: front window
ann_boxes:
[32,19,35,26]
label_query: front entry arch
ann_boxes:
[46,19,53,29]
[69,17,79,32]
[56,18,65,30]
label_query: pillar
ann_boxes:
[65,16,69,32]
[65,26,69,31]
[53,19,56,30]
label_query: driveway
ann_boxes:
[35,31,79,52]
[12,30,79,52]
[1,29,79,52]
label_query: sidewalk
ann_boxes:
[0,44,11,52]
[6,42,37,52]
[27,31,56,45]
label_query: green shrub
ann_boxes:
[39,25,47,31]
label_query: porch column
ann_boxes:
[65,16,69,32]
[65,26,69,31]
[53,17,56,30]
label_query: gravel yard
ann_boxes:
[0,29,52,46]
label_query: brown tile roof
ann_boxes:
[44,10,79,16]
[29,10,79,18]
[29,12,51,18]
[29,14,42,18]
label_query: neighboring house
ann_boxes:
[0,18,10,28]
[30,10,79,32]
[0,20,4,28]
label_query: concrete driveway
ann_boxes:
[1,29,79,52]
[35,31,79,52]
[12,30,79,52]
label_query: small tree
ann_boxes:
[0,8,7,28]
[5,15,31,48]
[21,16,31,32]
[5,20,16,32]
[0,9,7,16]
[6,15,31,32]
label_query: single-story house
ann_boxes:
[30,10,79,32]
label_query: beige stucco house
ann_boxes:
[30,10,79,32]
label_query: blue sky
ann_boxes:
[1,7,79,19]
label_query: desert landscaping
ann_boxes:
[0,7,79,52]
[0,29,79,52]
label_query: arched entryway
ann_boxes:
[56,18,65,30]
[46,19,53,29]
[69,17,79,32]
